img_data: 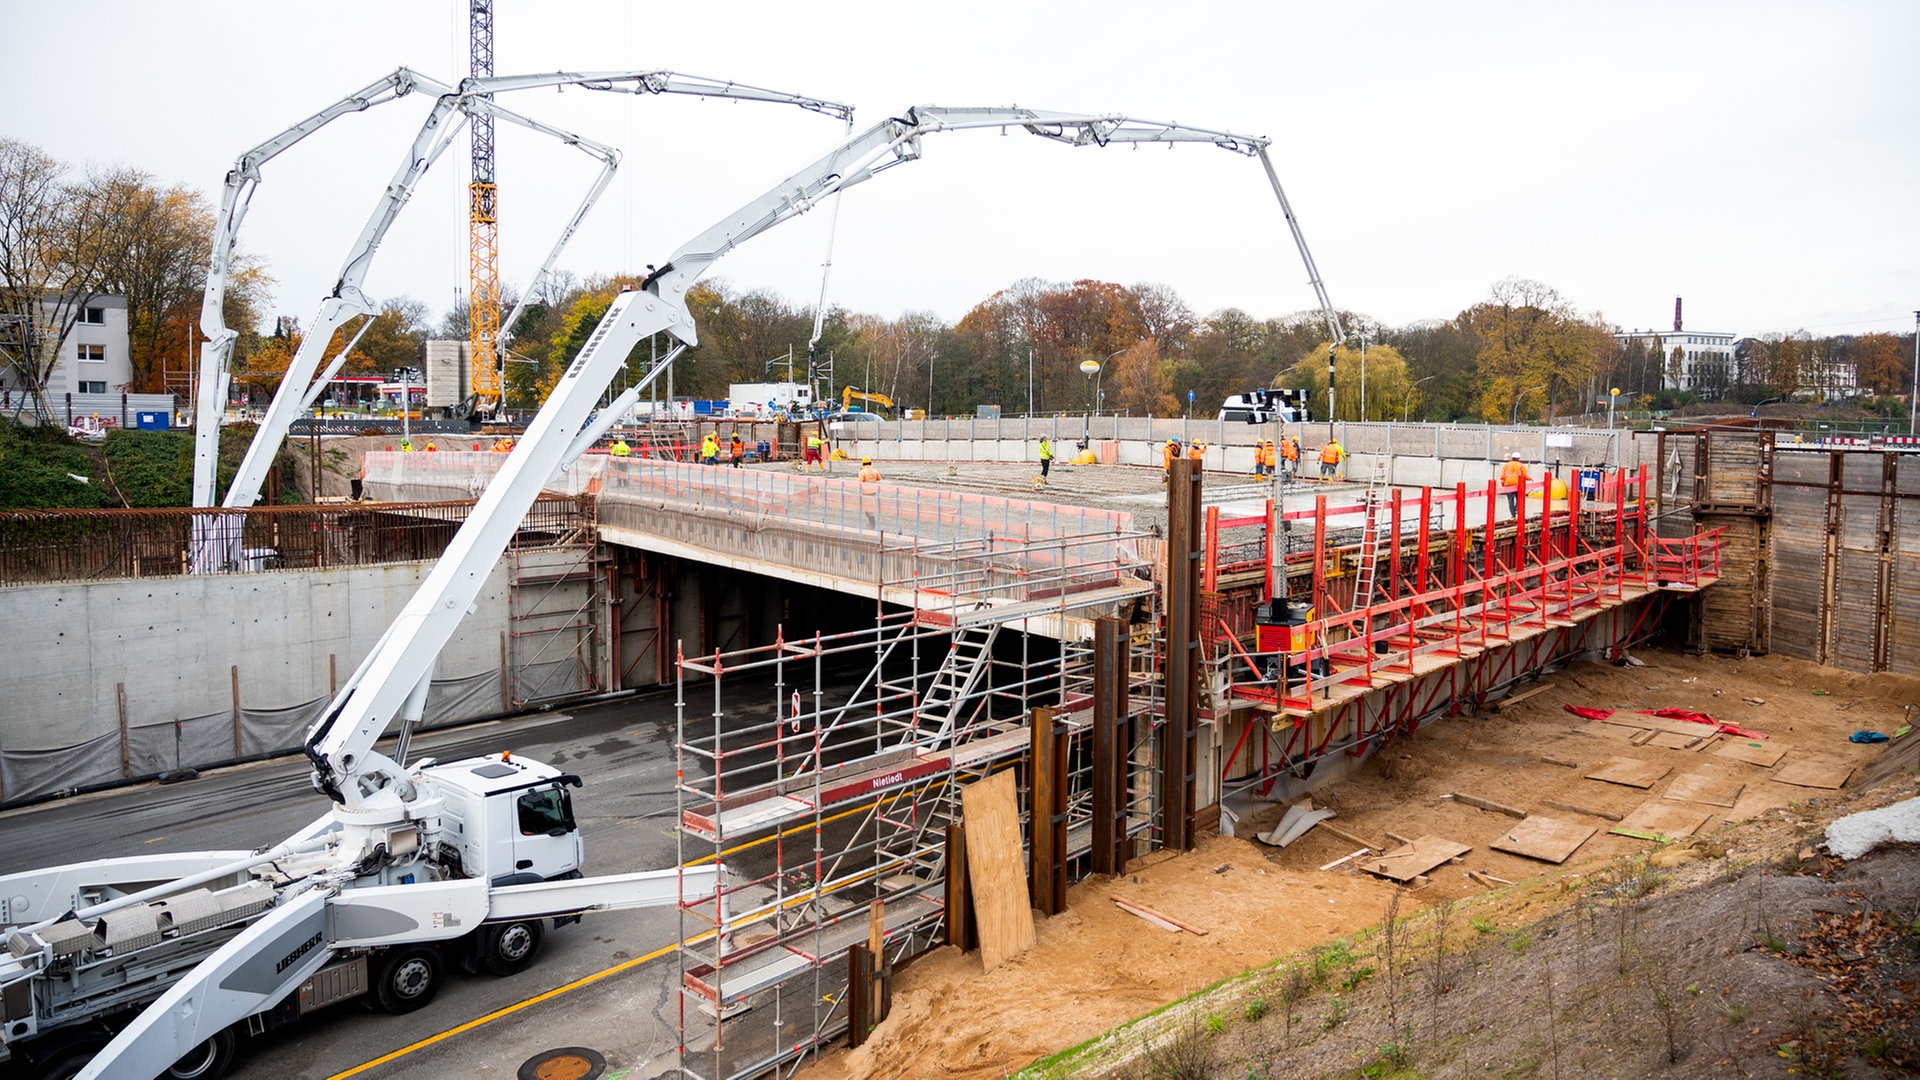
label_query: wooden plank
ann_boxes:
[1358,835,1471,883]
[1113,899,1181,932]
[1494,683,1553,712]
[1715,740,1788,768]
[1319,848,1371,872]
[1663,771,1745,808]
[1539,755,1581,769]
[1316,820,1380,851]
[1773,760,1854,790]
[960,771,1036,970]
[1586,758,1672,789]
[1450,792,1527,819]
[1543,799,1622,822]
[1111,895,1208,936]
[1611,801,1711,843]
[1491,816,1597,863]
[1650,731,1703,750]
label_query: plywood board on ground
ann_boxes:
[1650,731,1705,750]
[1773,760,1854,790]
[1662,771,1746,808]
[1491,816,1597,864]
[1586,758,1672,789]
[1357,835,1470,882]
[1715,741,1788,768]
[1611,801,1712,843]
[960,770,1036,970]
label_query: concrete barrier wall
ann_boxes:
[833,419,1640,475]
[1,560,512,802]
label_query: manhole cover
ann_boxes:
[518,1047,606,1080]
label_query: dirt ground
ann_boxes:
[801,648,1920,1079]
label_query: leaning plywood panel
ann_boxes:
[960,770,1036,971]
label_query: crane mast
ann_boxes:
[468,0,501,416]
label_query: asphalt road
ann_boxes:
[0,689,712,1080]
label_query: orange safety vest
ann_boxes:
[858,465,880,483]
[1163,444,1178,469]
[1500,459,1529,487]
[1319,442,1342,464]
[1281,438,1299,462]
[1187,444,1204,461]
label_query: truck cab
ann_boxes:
[419,754,584,885]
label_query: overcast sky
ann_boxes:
[3,0,1914,342]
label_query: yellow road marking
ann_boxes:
[326,929,714,1080]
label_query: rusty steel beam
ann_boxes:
[1091,615,1127,875]
[1163,456,1201,851]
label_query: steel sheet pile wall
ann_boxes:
[1758,449,1920,674]
[1693,432,1769,654]
[1896,457,1920,675]
[1834,454,1887,672]
[1768,453,1831,665]
[1699,517,1766,653]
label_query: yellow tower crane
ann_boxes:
[468,0,501,416]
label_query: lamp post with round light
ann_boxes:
[1079,357,1102,446]
[1608,387,1620,429]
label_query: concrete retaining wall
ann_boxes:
[1,560,512,803]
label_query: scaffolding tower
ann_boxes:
[673,523,1161,1079]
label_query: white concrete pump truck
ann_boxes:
[0,70,859,1080]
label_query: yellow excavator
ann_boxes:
[840,387,896,417]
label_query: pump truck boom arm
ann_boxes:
[199,70,854,523]
[192,68,452,511]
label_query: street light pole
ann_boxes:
[1356,325,1369,422]
[1402,376,1434,421]
[1512,383,1545,426]
[1608,387,1620,430]
[1910,310,1919,435]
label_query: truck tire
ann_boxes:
[482,919,544,976]
[373,946,443,1014]
[165,1028,238,1080]
[34,1041,109,1080]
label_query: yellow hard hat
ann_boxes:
[862,457,871,464]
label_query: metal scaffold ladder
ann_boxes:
[1348,458,1393,612]
[908,623,1000,748]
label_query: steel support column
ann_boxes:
[1164,457,1201,850]
[1091,615,1127,875]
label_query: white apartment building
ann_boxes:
[1613,327,1737,397]
[0,294,133,398]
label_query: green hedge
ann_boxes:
[0,421,113,509]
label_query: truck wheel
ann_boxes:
[36,1043,109,1080]
[482,919,544,976]
[374,946,443,1014]
[165,1028,237,1080]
